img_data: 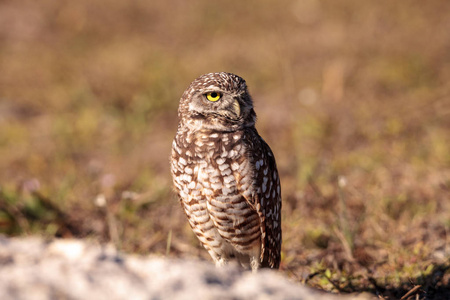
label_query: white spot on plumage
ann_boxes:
[201,180,211,189]
[211,182,222,190]
[203,189,213,196]
[193,213,209,224]
[209,167,220,177]
[188,181,196,189]
[181,174,192,182]
[178,157,187,166]
[224,175,235,184]
[221,168,232,176]
[218,163,229,171]
[179,189,188,198]
[216,157,226,165]
[199,169,209,180]
[222,187,233,195]
[240,180,250,192]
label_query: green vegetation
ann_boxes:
[0,0,448,299]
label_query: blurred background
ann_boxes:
[0,0,449,297]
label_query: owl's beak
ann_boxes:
[233,99,241,117]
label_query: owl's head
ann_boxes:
[178,72,256,132]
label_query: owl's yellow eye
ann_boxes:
[206,92,222,102]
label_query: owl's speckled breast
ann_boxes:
[172,128,262,255]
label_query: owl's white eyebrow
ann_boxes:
[202,90,222,94]
[205,85,220,90]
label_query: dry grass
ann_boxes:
[0,0,449,299]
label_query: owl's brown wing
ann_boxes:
[243,129,282,268]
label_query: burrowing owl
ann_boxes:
[171,72,281,270]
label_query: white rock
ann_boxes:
[0,236,368,300]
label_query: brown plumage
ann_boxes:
[171,72,281,270]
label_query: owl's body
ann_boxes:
[171,72,281,270]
